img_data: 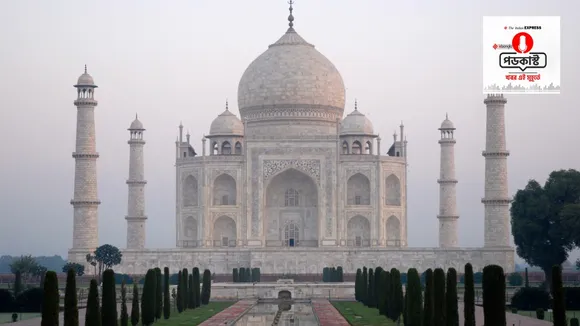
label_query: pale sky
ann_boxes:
[0,0,578,262]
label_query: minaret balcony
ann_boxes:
[481,198,512,205]
[482,150,510,157]
[437,179,458,184]
[70,199,101,206]
[72,152,99,159]
[73,99,98,106]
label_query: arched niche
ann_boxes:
[213,174,236,205]
[346,173,371,205]
[385,174,401,206]
[386,215,401,246]
[213,215,236,247]
[182,175,198,206]
[347,215,371,247]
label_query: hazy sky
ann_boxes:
[0,0,578,262]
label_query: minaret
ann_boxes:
[70,65,100,256]
[482,94,511,247]
[437,114,459,248]
[126,115,147,249]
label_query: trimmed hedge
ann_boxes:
[464,263,476,326]
[482,265,506,326]
[41,271,59,326]
[552,265,566,326]
[510,287,550,310]
[0,289,16,313]
[201,269,211,305]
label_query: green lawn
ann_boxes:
[332,301,398,326]
[132,302,234,326]
[0,313,40,324]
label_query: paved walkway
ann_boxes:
[9,304,123,326]
[458,303,551,326]
[198,299,255,326]
[312,300,350,326]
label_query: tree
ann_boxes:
[337,266,344,282]
[463,263,475,326]
[92,244,123,282]
[120,278,129,326]
[512,170,580,289]
[163,267,170,319]
[374,267,383,309]
[62,262,85,276]
[381,270,391,316]
[552,265,567,326]
[141,269,156,326]
[524,267,530,288]
[355,268,362,302]
[482,265,506,326]
[422,268,434,326]
[406,268,422,326]
[130,283,140,326]
[10,255,39,284]
[13,270,22,296]
[85,254,98,279]
[193,267,201,308]
[445,268,458,326]
[233,268,239,283]
[433,268,446,326]
[362,267,368,305]
[390,268,404,322]
[188,274,194,309]
[64,268,79,326]
[176,271,183,313]
[101,269,117,326]
[85,279,101,326]
[35,265,48,286]
[508,272,523,286]
[201,269,211,305]
[155,268,162,320]
[41,271,59,326]
[367,268,375,307]
[182,268,189,310]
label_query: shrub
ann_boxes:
[182,268,189,310]
[233,268,239,282]
[120,279,129,326]
[570,317,579,326]
[141,269,156,325]
[130,283,140,326]
[390,268,404,322]
[13,271,22,296]
[41,271,59,326]
[565,287,580,310]
[482,265,506,326]
[374,267,383,309]
[11,313,17,322]
[508,272,523,286]
[163,267,170,319]
[524,268,529,287]
[463,263,475,326]
[362,267,368,305]
[510,287,550,310]
[16,288,43,312]
[115,273,134,284]
[188,274,194,309]
[101,269,118,326]
[381,270,390,316]
[536,308,544,320]
[406,268,422,326]
[367,268,375,307]
[193,267,201,308]
[252,268,261,282]
[446,268,458,326]
[473,272,483,284]
[155,267,162,319]
[511,307,518,313]
[64,268,79,326]
[85,279,101,326]
[552,265,566,326]
[433,268,446,326]
[201,269,211,304]
[176,271,183,313]
[0,289,16,313]
[422,269,434,326]
[355,268,362,302]
[337,266,344,282]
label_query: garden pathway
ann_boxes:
[458,303,552,326]
[312,299,350,326]
[198,299,255,326]
[8,304,122,326]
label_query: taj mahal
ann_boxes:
[67,4,514,275]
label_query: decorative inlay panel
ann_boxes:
[345,168,372,180]
[211,169,238,181]
[263,159,321,183]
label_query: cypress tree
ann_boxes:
[41,271,59,326]
[163,267,170,319]
[233,268,238,283]
[524,267,529,288]
[64,268,79,326]
[362,267,368,305]
[201,269,211,304]
[463,263,475,326]
[367,268,375,307]
[374,267,384,309]
[193,267,201,308]
[445,268,459,326]
[13,270,22,296]
[406,268,423,326]
[188,274,194,309]
[337,266,344,282]
[155,268,162,320]
[552,265,566,326]
[101,269,117,326]
[381,270,391,316]
[433,268,446,326]
[390,268,404,322]
[403,289,408,326]
[355,268,362,302]
[182,268,188,310]
[141,269,157,326]
[482,265,506,326]
[120,278,129,326]
[422,268,434,326]
[130,283,140,326]
[176,271,183,313]
[85,279,101,326]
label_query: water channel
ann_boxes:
[233,301,319,326]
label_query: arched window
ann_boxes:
[234,142,242,155]
[365,141,372,154]
[221,141,231,155]
[342,141,349,154]
[352,141,362,154]
[284,223,299,247]
[211,142,218,155]
[284,189,299,207]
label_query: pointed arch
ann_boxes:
[221,141,232,155]
[184,216,198,239]
[386,215,401,246]
[234,141,242,155]
[211,141,218,155]
[213,173,236,205]
[347,215,371,247]
[347,173,371,205]
[342,141,349,154]
[365,141,372,155]
[182,175,198,206]
[352,141,362,154]
[213,215,236,247]
[385,174,401,206]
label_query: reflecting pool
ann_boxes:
[233,303,319,325]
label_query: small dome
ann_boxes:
[440,114,455,130]
[75,65,96,87]
[129,115,144,130]
[209,105,244,136]
[340,103,374,135]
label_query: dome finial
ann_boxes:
[287,0,295,30]
[226,99,229,111]
[84,64,87,74]
[354,99,358,111]
[446,112,448,119]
